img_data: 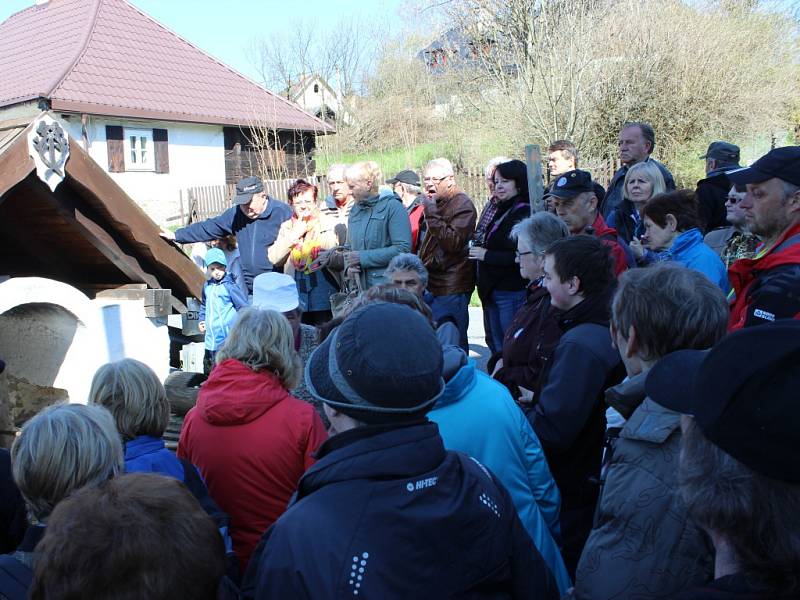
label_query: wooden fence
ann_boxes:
[181,158,620,225]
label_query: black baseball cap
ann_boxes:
[547,169,594,199]
[305,303,445,425]
[645,320,800,483]
[727,146,800,187]
[699,141,740,163]
[233,176,264,205]
[386,170,420,186]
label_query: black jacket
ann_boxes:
[696,167,737,233]
[242,421,559,600]
[476,195,531,297]
[527,291,624,509]
[175,199,293,293]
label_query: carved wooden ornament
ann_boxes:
[28,114,70,192]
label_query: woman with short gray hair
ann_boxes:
[0,403,123,595]
[490,212,569,404]
[177,307,327,573]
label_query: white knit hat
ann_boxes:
[252,272,300,312]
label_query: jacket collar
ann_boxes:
[557,287,612,331]
[124,435,165,460]
[605,371,647,419]
[297,421,446,499]
[621,397,681,443]
[667,228,703,258]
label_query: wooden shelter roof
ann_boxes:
[0,116,204,310]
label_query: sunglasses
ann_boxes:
[726,195,744,204]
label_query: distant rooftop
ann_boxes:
[0,0,333,132]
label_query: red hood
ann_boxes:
[592,212,618,238]
[729,223,800,293]
[195,359,291,426]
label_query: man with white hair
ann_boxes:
[419,158,477,350]
[321,164,353,245]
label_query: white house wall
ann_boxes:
[61,116,226,225]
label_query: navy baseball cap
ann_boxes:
[233,176,264,205]
[645,320,800,483]
[386,170,420,186]
[727,146,800,187]
[547,169,594,199]
[305,303,444,425]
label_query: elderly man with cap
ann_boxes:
[387,169,426,252]
[252,272,322,421]
[695,141,742,232]
[242,303,559,600]
[725,146,800,330]
[418,158,477,351]
[162,176,292,294]
[644,320,800,599]
[550,169,632,275]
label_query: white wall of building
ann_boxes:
[61,116,226,225]
[294,77,340,118]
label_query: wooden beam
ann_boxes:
[0,125,35,201]
[525,144,544,213]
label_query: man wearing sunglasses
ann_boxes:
[704,183,760,268]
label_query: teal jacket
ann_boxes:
[346,191,412,289]
[429,350,571,594]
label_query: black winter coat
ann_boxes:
[476,196,530,298]
[242,421,559,600]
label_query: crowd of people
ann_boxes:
[0,123,798,599]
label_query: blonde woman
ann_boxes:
[88,358,234,569]
[607,160,667,243]
[343,161,412,290]
[268,179,340,324]
[177,308,327,575]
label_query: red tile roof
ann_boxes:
[0,0,333,132]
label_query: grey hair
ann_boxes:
[425,158,454,177]
[385,253,429,288]
[612,263,728,362]
[326,163,349,179]
[88,359,170,441]
[215,307,301,390]
[484,156,511,179]
[781,181,800,202]
[622,121,656,153]
[11,403,124,523]
[680,418,800,593]
[398,182,422,195]
[510,212,569,255]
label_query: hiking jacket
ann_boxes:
[476,195,530,298]
[242,421,559,600]
[0,526,43,600]
[728,222,800,330]
[586,212,631,276]
[601,158,675,219]
[175,199,293,293]
[418,191,477,296]
[407,198,426,252]
[429,351,571,594]
[346,191,412,289]
[695,166,738,233]
[527,291,624,510]
[571,372,714,599]
[177,359,328,573]
[200,273,248,351]
[665,228,729,292]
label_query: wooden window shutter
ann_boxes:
[153,128,169,174]
[105,125,125,173]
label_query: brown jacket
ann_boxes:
[418,191,477,296]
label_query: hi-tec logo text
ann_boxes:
[406,477,438,492]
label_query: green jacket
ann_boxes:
[571,372,714,600]
[346,191,412,289]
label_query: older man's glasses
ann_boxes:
[423,175,449,184]
[726,195,744,204]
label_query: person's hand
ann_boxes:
[629,237,644,260]
[468,246,487,261]
[345,251,361,268]
[311,249,331,271]
[421,194,437,211]
[198,321,206,333]
[160,229,176,241]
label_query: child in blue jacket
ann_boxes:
[199,248,248,364]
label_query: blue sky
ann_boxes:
[0,0,406,83]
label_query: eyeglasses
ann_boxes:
[423,176,449,184]
[515,250,535,259]
[726,195,744,204]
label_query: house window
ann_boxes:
[124,128,154,171]
[313,83,319,94]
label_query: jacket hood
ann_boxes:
[605,371,647,419]
[591,212,619,239]
[195,359,291,426]
[436,349,473,408]
[668,228,703,259]
[558,286,612,331]
[297,422,446,498]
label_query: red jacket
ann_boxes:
[728,223,800,331]
[177,359,327,573]
[409,202,425,253]
[591,213,629,277]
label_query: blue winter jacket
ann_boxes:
[666,228,729,292]
[429,353,571,594]
[175,199,293,293]
[242,422,559,600]
[200,273,249,351]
